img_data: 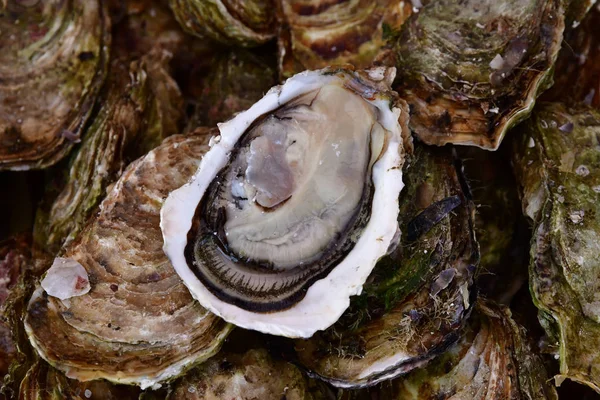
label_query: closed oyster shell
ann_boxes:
[512,102,600,393]
[342,301,558,399]
[24,132,231,389]
[295,143,477,387]
[0,0,109,170]
[394,0,564,149]
[276,0,412,78]
[169,0,276,47]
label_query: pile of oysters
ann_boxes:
[1,0,600,398]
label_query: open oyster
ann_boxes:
[343,301,557,399]
[24,132,231,389]
[169,0,276,47]
[394,0,564,149]
[295,144,477,387]
[512,102,600,393]
[161,67,409,338]
[0,0,109,170]
[276,0,412,78]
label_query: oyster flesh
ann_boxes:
[24,131,231,389]
[161,66,409,338]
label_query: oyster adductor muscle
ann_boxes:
[161,67,410,338]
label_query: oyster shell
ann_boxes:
[161,67,409,338]
[343,301,558,399]
[394,0,564,149]
[167,346,331,399]
[18,360,141,400]
[0,0,109,170]
[33,56,183,255]
[276,0,412,78]
[295,143,477,387]
[169,0,276,47]
[24,132,231,389]
[512,102,600,393]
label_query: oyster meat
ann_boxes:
[0,0,109,170]
[394,0,564,149]
[24,132,231,389]
[512,102,600,392]
[161,67,409,338]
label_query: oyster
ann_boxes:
[512,102,600,392]
[24,132,231,389]
[19,360,141,400]
[544,4,600,107]
[295,144,477,387]
[34,56,183,255]
[169,0,276,47]
[161,67,409,338]
[277,0,412,78]
[167,346,331,399]
[394,0,564,149]
[0,0,109,170]
[343,301,558,399]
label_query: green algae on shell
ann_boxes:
[24,131,231,389]
[295,143,478,388]
[341,300,558,400]
[0,0,109,170]
[394,0,564,149]
[512,102,600,393]
[169,0,276,47]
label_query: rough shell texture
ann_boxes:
[342,301,558,399]
[33,57,183,256]
[18,360,141,400]
[24,131,231,389]
[169,0,276,47]
[276,0,412,78]
[512,102,600,393]
[0,0,109,170]
[167,347,330,400]
[394,0,564,149]
[295,144,478,388]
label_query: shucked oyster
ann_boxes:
[295,144,477,387]
[512,102,600,393]
[0,0,109,170]
[161,67,409,338]
[24,132,231,389]
[394,0,564,149]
